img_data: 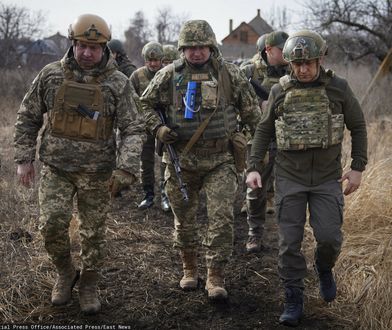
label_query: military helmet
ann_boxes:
[68,14,111,44]
[108,39,125,54]
[177,20,218,51]
[162,44,179,62]
[256,34,268,53]
[266,31,289,50]
[142,41,164,60]
[283,30,327,62]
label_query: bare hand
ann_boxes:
[246,171,262,190]
[339,170,362,195]
[17,163,35,187]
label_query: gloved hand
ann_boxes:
[156,125,178,144]
[109,169,136,199]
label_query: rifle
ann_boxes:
[155,108,189,202]
[249,78,269,101]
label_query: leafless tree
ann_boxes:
[267,5,290,31]
[304,0,392,63]
[154,6,188,44]
[124,11,152,66]
[0,3,45,67]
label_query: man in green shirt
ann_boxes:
[246,30,367,327]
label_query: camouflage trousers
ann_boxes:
[38,165,111,271]
[164,150,238,269]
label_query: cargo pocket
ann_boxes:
[201,80,218,109]
[80,117,98,139]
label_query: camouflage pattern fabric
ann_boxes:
[130,66,157,109]
[165,152,237,268]
[39,165,111,271]
[141,54,261,268]
[14,47,145,174]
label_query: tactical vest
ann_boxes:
[48,66,114,142]
[275,73,345,150]
[167,58,237,140]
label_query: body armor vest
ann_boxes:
[49,67,113,142]
[168,59,237,140]
[275,74,344,150]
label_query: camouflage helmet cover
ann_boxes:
[266,31,289,50]
[177,20,218,51]
[108,39,125,54]
[68,14,111,44]
[283,30,327,62]
[162,44,179,62]
[142,41,164,60]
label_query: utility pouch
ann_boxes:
[229,131,248,172]
[201,80,218,109]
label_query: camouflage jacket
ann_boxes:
[14,47,145,173]
[141,57,261,138]
[115,53,137,78]
[130,66,157,111]
[249,67,368,186]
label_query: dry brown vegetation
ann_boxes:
[0,64,391,328]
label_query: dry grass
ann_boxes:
[0,65,391,327]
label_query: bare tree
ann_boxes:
[304,0,392,62]
[0,3,45,67]
[154,6,188,44]
[267,5,290,31]
[124,11,152,66]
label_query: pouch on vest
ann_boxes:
[201,79,218,109]
[229,131,247,172]
[50,80,112,142]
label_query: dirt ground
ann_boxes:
[2,181,353,329]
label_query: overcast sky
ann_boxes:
[4,0,305,42]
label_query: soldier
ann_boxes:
[241,31,289,253]
[129,42,169,210]
[141,20,260,301]
[162,44,180,67]
[108,38,137,77]
[246,30,367,326]
[14,14,144,315]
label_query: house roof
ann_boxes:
[248,13,273,35]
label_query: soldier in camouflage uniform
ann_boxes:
[162,44,180,67]
[141,20,260,301]
[108,39,137,77]
[246,30,367,326]
[241,31,289,253]
[129,42,169,210]
[14,14,145,315]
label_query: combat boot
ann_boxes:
[315,266,337,302]
[79,270,101,315]
[205,268,228,301]
[138,190,154,209]
[160,183,171,212]
[51,260,80,306]
[179,249,198,290]
[279,287,304,327]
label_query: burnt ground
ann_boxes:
[2,182,353,329]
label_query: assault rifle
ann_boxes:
[155,108,189,202]
[249,78,269,101]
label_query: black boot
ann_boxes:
[138,188,154,209]
[316,266,336,302]
[279,287,304,327]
